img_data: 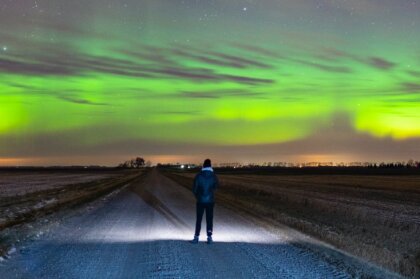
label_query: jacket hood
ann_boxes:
[202,167,214,172]
[201,168,214,177]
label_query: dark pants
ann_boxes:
[194,202,214,237]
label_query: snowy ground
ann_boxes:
[0,171,119,198]
[0,170,400,278]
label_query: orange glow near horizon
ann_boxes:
[295,154,360,164]
[0,157,36,166]
[0,155,200,167]
[147,155,200,165]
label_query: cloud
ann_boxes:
[3,82,42,91]
[315,47,399,72]
[230,43,280,58]
[316,47,353,62]
[292,58,352,73]
[366,57,396,70]
[178,89,265,99]
[1,40,274,85]
[58,95,109,106]
[120,48,177,66]
[400,82,420,93]
[2,115,420,164]
[161,110,201,115]
[0,58,77,76]
[407,70,420,78]
[151,67,219,81]
[221,74,274,84]
[264,115,420,161]
[172,49,246,69]
[205,51,273,69]
[179,92,220,99]
[169,46,273,69]
[305,62,352,73]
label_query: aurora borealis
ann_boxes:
[0,0,419,165]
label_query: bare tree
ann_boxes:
[134,157,145,168]
[118,157,146,169]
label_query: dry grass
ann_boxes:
[164,170,420,278]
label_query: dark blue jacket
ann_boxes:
[193,170,219,203]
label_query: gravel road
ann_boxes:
[0,169,395,278]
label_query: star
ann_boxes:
[2,46,7,51]
[243,7,247,11]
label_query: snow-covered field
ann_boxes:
[0,169,140,247]
[0,171,119,198]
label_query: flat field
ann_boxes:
[0,169,142,235]
[0,169,122,198]
[164,168,420,278]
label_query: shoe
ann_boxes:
[207,236,213,244]
[190,236,199,244]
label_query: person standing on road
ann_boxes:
[190,159,219,244]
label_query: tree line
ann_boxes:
[118,157,148,168]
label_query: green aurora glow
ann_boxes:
[0,0,419,164]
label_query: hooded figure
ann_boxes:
[190,159,219,244]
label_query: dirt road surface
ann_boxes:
[0,169,397,278]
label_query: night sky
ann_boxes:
[1,0,419,165]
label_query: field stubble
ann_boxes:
[164,170,420,278]
[0,169,144,257]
